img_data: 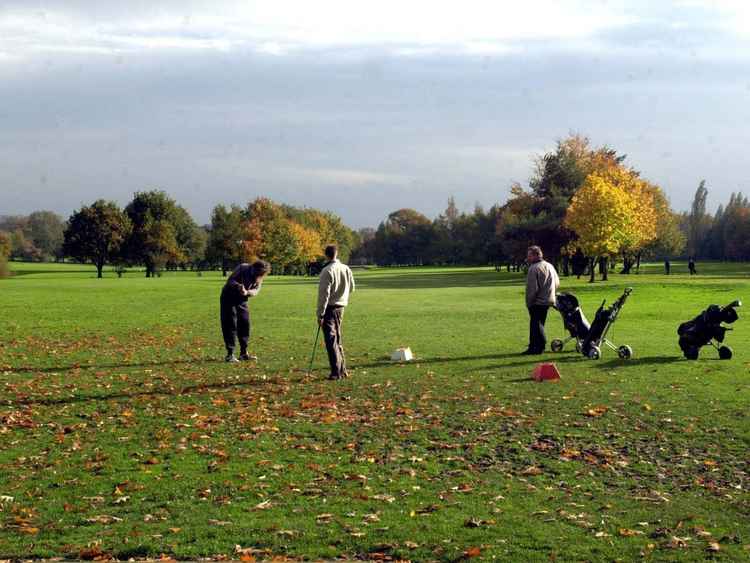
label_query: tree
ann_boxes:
[288,221,323,272]
[9,229,42,261]
[350,227,377,264]
[564,168,650,282]
[641,189,686,264]
[170,206,204,269]
[206,204,246,275]
[687,180,711,258]
[27,211,65,261]
[0,231,10,278]
[519,134,626,263]
[63,200,132,278]
[374,209,432,265]
[124,190,191,277]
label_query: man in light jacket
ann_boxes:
[317,245,356,380]
[523,245,559,355]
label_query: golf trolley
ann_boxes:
[550,292,591,354]
[677,299,741,360]
[580,287,634,360]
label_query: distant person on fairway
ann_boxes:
[523,245,560,355]
[664,258,671,275]
[220,260,270,362]
[688,257,697,275]
[317,245,355,380]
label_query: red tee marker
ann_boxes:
[531,362,560,382]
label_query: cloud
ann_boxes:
[1,1,749,227]
[0,1,637,61]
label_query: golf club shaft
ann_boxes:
[308,324,321,372]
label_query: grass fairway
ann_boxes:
[0,261,748,561]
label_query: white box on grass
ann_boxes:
[391,347,414,362]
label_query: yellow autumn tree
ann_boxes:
[289,221,323,272]
[564,166,657,281]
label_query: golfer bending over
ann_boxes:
[317,245,355,380]
[523,245,559,355]
[220,260,270,362]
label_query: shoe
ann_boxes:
[327,373,342,381]
[341,370,350,378]
[239,352,258,361]
[225,354,239,363]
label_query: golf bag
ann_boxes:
[581,288,633,360]
[551,292,591,353]
[677,300,741,360]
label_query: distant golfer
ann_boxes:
[317,245,355,380]
[523,245,559,355]
[688,257,697,275]
[220,260,270,362]
[664,258,671,275]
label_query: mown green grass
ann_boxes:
[0,261,748,561]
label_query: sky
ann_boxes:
[1,0,750,228]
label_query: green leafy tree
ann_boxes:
[27,211,65,261]
[687,180,711,258]
[124,190,189,277]
[374,208,432,265]
[63,200,132,278]
[206,204,246,275]
[0,230,10,278]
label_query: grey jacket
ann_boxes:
[526,259,559,308]
[317,259,355,318]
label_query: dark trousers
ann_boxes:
[322,306,346,377]
[220,296,250,353]
[528,305,549,353]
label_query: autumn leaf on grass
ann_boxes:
[463,546,482,558]
[78,545,106,560]
[404,541,419,549]
[252,500,272,510]
[707,542,721,553]
[521,466,543,476]
[664,536,690,549]
[619,528,644,537]
[464,517,493,528]
[86,515,123,524]
[584,406,608,417]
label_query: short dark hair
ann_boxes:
[527,245,543,259]
[251,260,271,277]
[325,245,338,259]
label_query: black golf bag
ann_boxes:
[551,293,591,353]
[677,300,741,360]
[581,288,633,360]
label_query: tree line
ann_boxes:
[0,192,355,278]
[3,134,749,280]
[352,135,687,281]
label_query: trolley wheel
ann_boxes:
[550,339,564,353]
[718,345,733,360]
[618,345,633,360]
[587,345,601,360]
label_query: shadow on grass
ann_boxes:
[8,358,224,374]
[596,355,685,368]
[350,352,526,369]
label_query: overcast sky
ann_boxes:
[1,1,750,228]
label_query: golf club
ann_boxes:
[307,323,322,374]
